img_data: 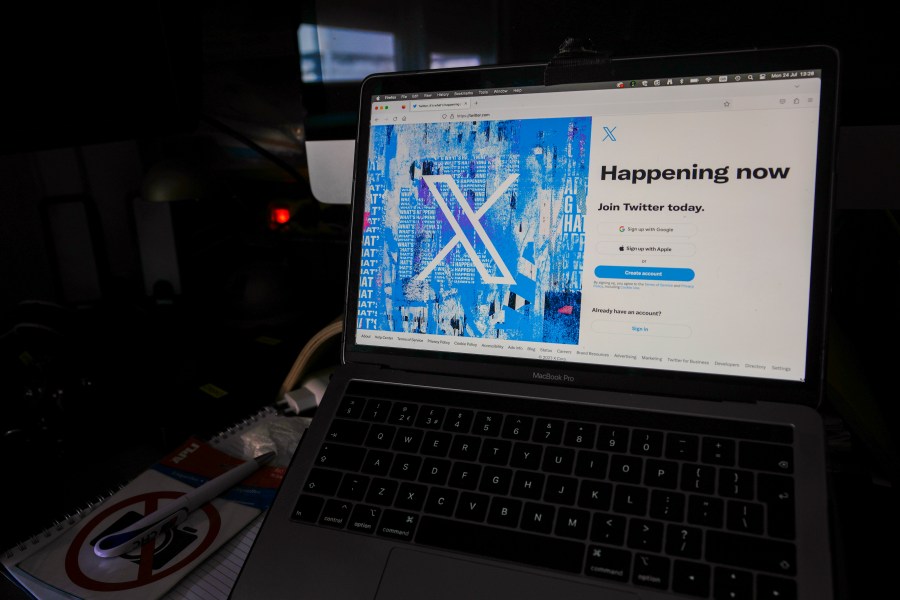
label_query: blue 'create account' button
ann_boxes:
[594,266,695,281]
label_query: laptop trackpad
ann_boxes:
[375,547,637,600]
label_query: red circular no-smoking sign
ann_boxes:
[65,491,221,591]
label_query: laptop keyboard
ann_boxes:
[291,382,798,599]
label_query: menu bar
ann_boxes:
[370,69,821,103]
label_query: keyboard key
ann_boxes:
[520,502,555,534]
[672,560,711,597]
[479,439,512,465]
[758,473,795,539]
[315,443,365,471]
[681,464,716,494]
[303,468,342,496]
[510,442,542,470]
[701,437,735,465]
[511,471,545,499]
[542,447,575,474]
[424,487,458,516]
[377,509,418,540]
[395,483,427,511]
[421,431,452,456]
[415,406,445,429]
[564,422,596,448]
[364,423,395,449]
[706,531,796,575]
[337,474,370,501]
[417,516,585,573]
[590,513,626,545]
[502,415,533,440]
[389,453,421,480]
[631,429,664,457]
[714,567,753,600]
[392,428,423,453]
[418,458,451,485]
[758,574,797,600]
[479,466,512,495]
[388,402,417,426]
[609,455,643,483]
[687,495,724,528]
[487,496,522,527]
[665,524,703,559]
[578,480,612,511]
[326,419,369,445]
[585,545,630,582]
[555,507,590,539]
[365,478,398,506]
[649,490,686,521]
[632,553,669,589]
[319,499,352,528]
[337,395,364,418]
[613,485,648,516]
[448,462,481,490]
[361,449,393,476]
[443,409,474,433]
[627,519,664,552]
[644,459,679,489]
[291,494,324,522]
[361,398,391,422]
[575,450,608,479]
[666,433,699,461]
[347,504,381,534]
[533,418,564,444]
[719,468,754,499]
[597,425,629,452]
[726,500,764,534]
[456,492,490,522]
[543,475,577,505]
[473,411,501,436]
[740,441,794,474]
[449,435,481,461]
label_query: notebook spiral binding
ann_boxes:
[2,482,128,565]
[208,405,280,446]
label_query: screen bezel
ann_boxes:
[341,45,839,407]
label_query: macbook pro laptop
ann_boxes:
[233,45,840,599]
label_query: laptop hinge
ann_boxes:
[544,37,612,86]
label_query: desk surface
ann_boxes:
[1,267,896,599]
[1,392,893,600]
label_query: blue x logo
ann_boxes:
[602,126,617,142]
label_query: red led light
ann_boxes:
[272,208,291,224]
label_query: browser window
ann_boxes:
[357,72,823,382]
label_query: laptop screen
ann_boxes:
[347,48,838,400]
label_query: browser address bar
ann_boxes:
[411,99,471,111]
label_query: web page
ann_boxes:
[356,76,822,382]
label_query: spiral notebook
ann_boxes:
[2,405,308,600]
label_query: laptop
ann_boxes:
[232,45,839,600]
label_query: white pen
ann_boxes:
[93,451,276,558]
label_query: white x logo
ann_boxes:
[415,174,518,285]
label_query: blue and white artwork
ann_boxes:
[357,116,590,345]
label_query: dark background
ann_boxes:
[1,2,896,598]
